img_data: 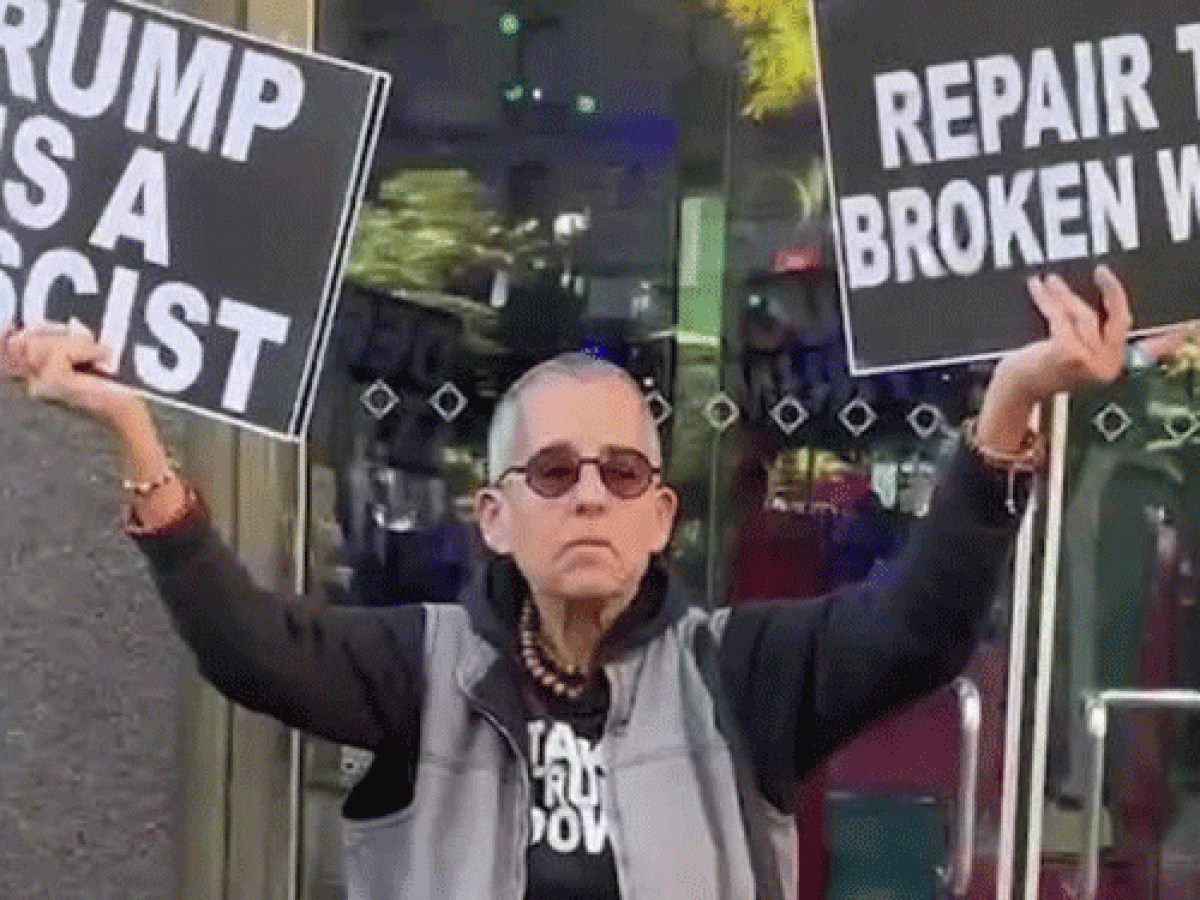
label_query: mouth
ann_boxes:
[561,538,613,553]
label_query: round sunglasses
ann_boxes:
[496,444,661,499]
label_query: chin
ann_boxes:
[556,572,624,604]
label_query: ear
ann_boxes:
[650,485,679,553]
[475,487,512,555]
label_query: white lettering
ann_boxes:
[889,187,945,283]
[0,0,47,102]
[1084,155,1138,255]
[874,70,930,169]
[1040,161,1088,261]
[927,61,978,162]
[840,195,891,289]
[974,54,1022,155]
[215,297,289,414]
[220,50,304,162]
[1024,47,1078,148]
[1101,34,1158,135]
[1075,42,1100,140]
[5,113,73,230]
[22,247,95,326]
[96,266,139,374]
[988,170,1044,269]
[89,148,170,266]
[135,282,208,393]
[0,228,20,327]
[1177,24,1200,121]
[125,23,232,152]
[46,0,131,119]
[579,804,607,855]
[1158,145,1200,243]
[936,179,988,276]
[546,807,580,854]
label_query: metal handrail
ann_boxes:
[942,676,982,897]
[1079,688,1200,900]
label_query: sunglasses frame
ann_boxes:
[496,444,662,499]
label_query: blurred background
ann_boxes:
[7,1,1200,898]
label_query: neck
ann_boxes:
[532,590,633,674]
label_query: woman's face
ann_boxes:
[476,373,677,609]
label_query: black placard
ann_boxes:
[814,0,1200,373]
[0,0,389,438]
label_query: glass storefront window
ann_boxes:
[1039,363,1200,900]
[295,2,1030,898]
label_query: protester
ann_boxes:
[0,266,1168,899]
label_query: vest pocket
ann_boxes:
[343,743,418,822]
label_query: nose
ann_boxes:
[570,459,610,508]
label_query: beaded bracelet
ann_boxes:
[961,417,1047,516]
[122,465,177,499]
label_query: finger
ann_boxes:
[69,341,113,374]
[1137,321,1197,362]
[1028,274,1091,365]
[4,328,36,377]
[1029,276,1077,340]
[1045,274,1102,350]
[1095,265,1133,346]
[22,321,72,339]
[66,317,95,341]
[0,325,18,374]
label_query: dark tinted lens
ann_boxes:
[599,450,654,498]
[525,446,581,497]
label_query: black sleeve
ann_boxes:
[718,443,1022,810]
[132,510,429,752]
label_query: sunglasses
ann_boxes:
[497,444,662,499]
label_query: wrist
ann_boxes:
[977,359,1042,454]
[104,394,152,437]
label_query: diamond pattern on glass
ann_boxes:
[1163,410,1200,443]
[645,390,673,425]
[361,379,398,420]
[1093,402,1132,443]
[906,403,944,440]
[703,393,740,432]
[770,396,809,435]
[429,382,468,423]
[838,398,877,437]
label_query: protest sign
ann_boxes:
[0,0,389,438]
[813,0,1200,373]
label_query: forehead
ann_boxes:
[517,374,650,453]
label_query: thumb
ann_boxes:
[67,339,114,374]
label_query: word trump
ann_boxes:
[0,0,304,163]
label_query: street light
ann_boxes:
[498,12,521,36]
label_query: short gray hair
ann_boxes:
[487,353,662,482]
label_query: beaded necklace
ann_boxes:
[518,598,591,702]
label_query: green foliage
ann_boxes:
[348,169,541,292]
[688,0,818,118]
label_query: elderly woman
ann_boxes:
[0,269,1148,899]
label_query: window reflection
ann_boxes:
[299,2,1013,898]
[1043,362,1200,900]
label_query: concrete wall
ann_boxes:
[0,382,189,900]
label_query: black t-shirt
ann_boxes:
[522,671,620,900]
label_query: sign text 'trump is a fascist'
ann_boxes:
[0,0,389,437]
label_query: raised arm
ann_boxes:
[717,266,1180,810]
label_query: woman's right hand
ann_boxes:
[1,321,145,427]
[3,321,190,528]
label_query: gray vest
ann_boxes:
[343,603,800,900]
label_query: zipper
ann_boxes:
[469,698,532,900]
[603,663,634,900]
